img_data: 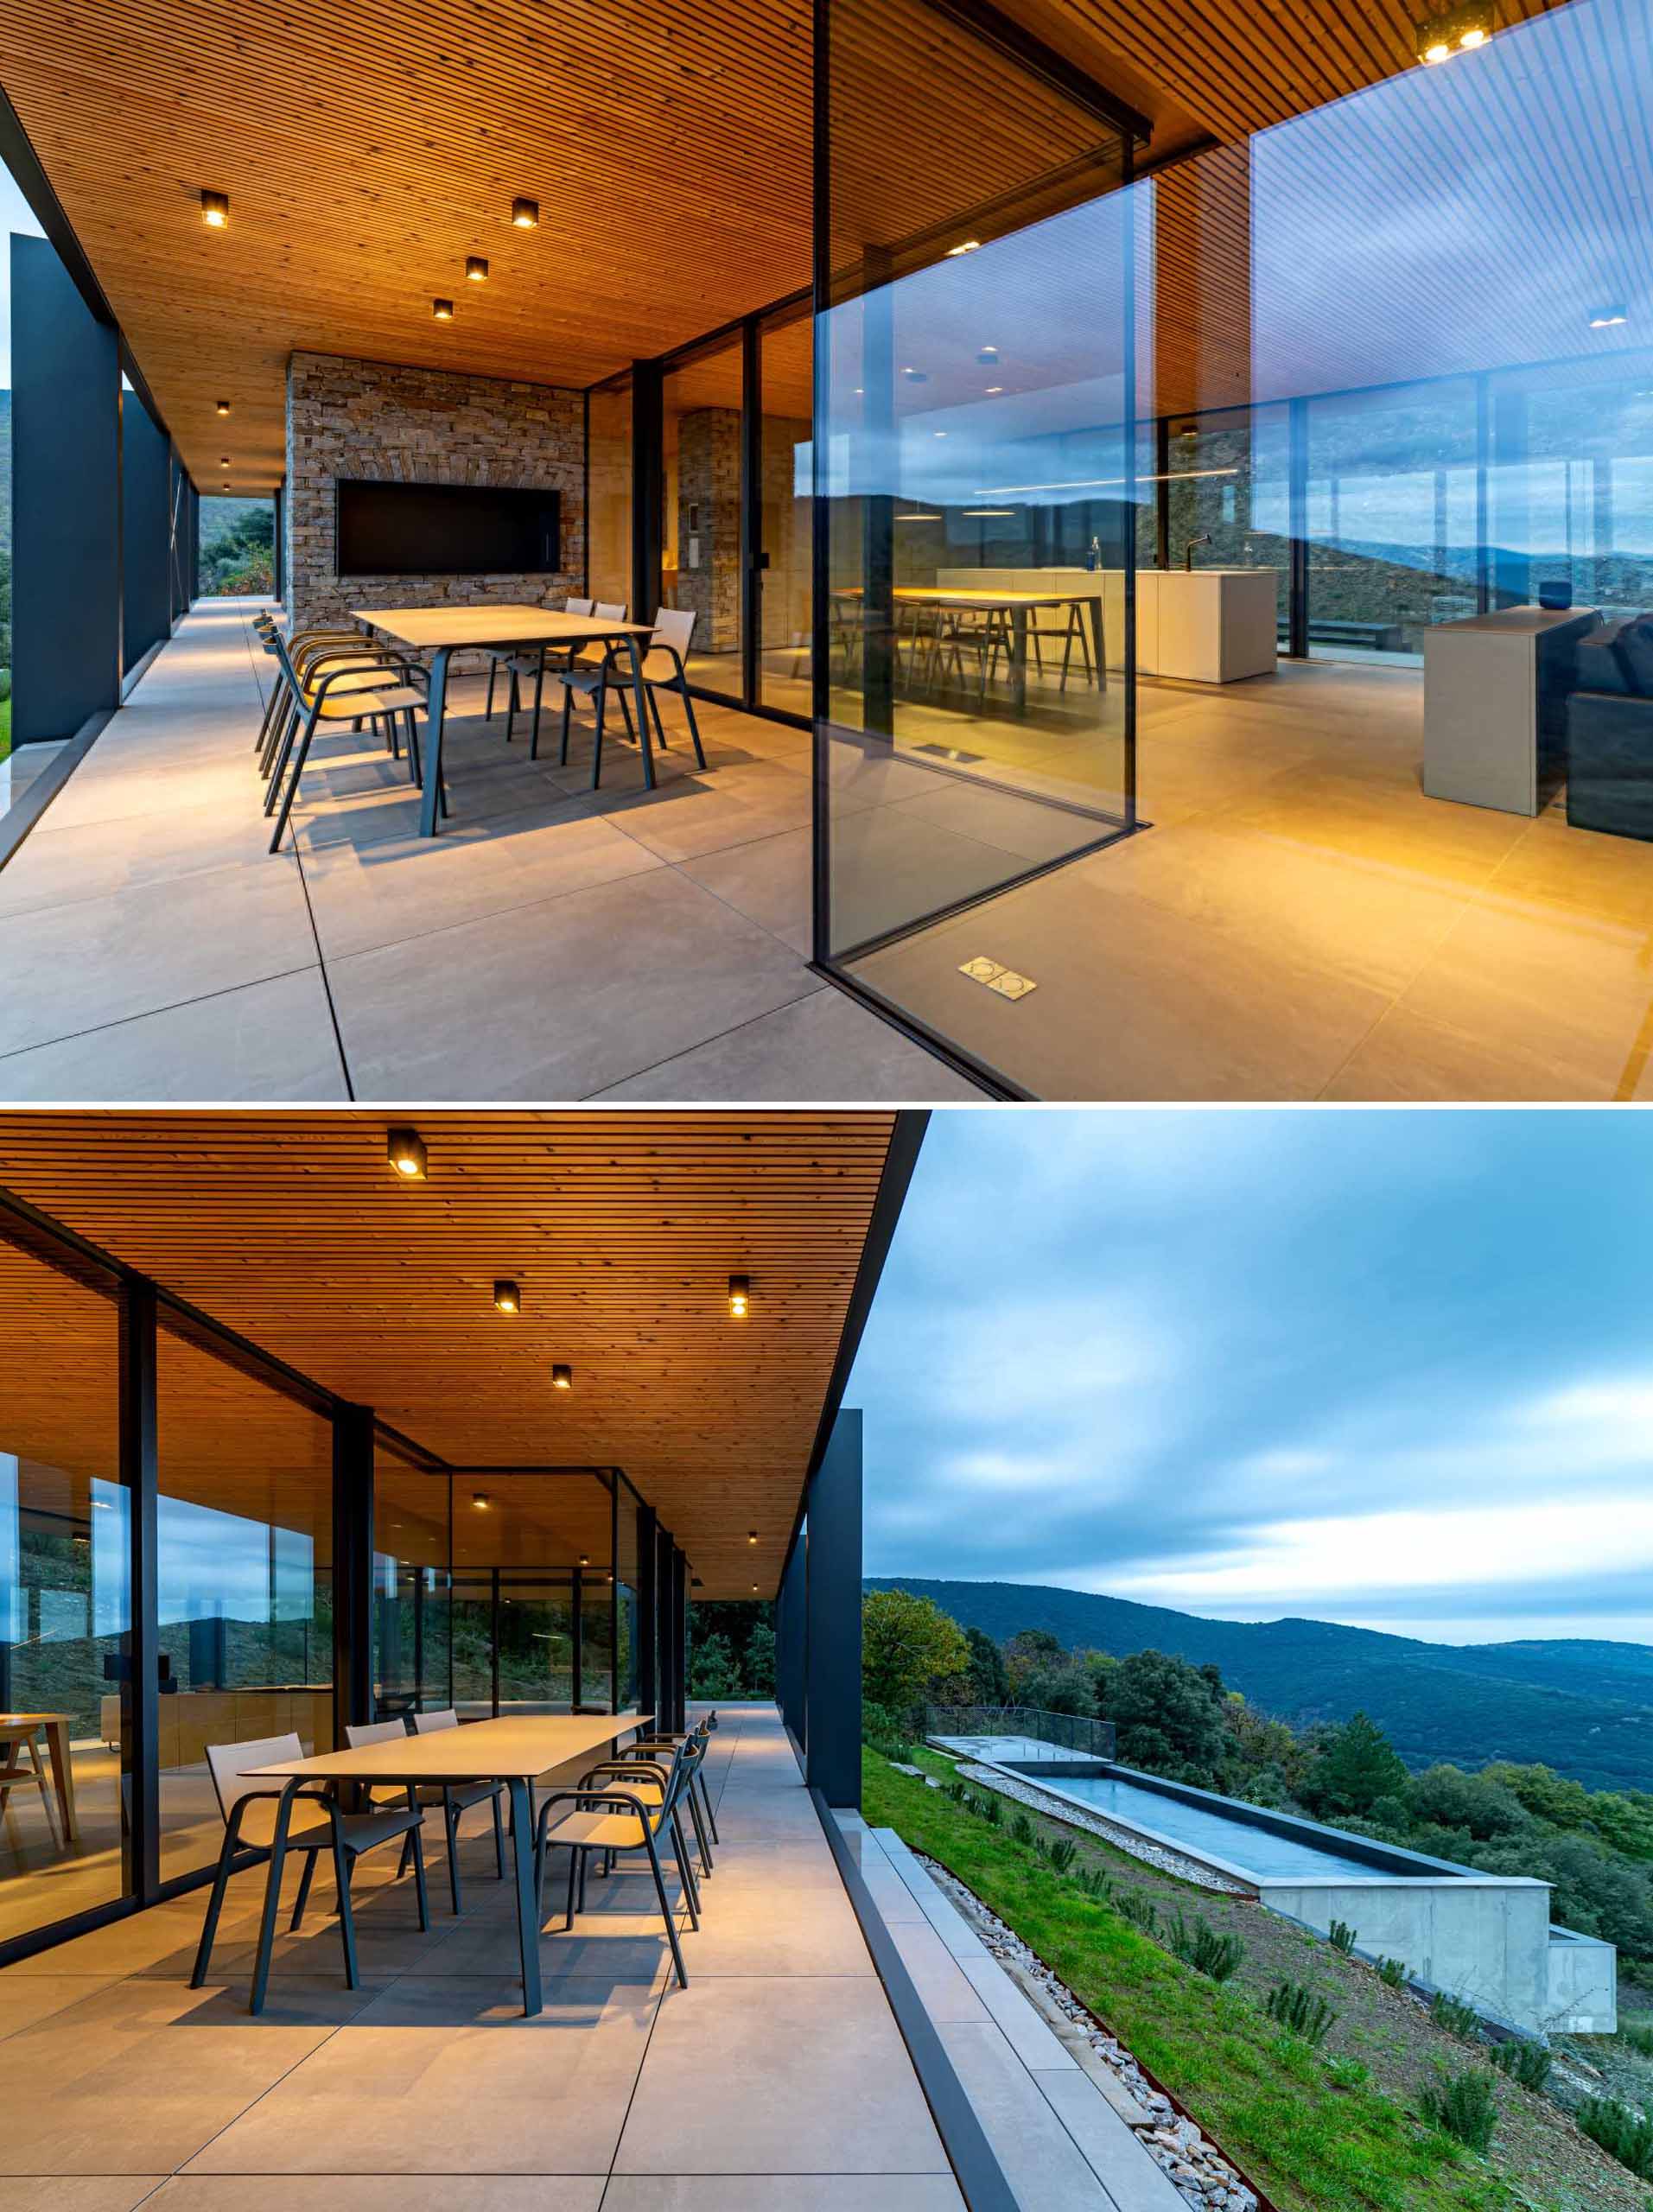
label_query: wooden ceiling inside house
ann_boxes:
[0,0,1574,494]
[0,1111,902,1599]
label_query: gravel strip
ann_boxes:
[918,1849,1262,2212]
[955,1762,1250,1896]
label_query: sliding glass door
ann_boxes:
[663,335,747,702]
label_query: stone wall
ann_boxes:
[675,407,741,653]
[284,352,585,635]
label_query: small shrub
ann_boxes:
[1430,1991,1483,2039]
[1074,1866,1114,1904]
[1265,1980,1337,2047]
[1621,2021,1653,2059]
[1326,2055,1370,2090]
[1328,1918,1356,1955]
[1579,2097,1653,2181]
[1167,1910,1244,1982]
[1418,2069,1497,2154]
[1046,1835,1078,1874]
[1010,1809,1036,1847]
[1118,1891,1160,1936]
[1489,2038,1551,2093]
[979,1789,1002,1827]
[943,1777,969,1806]
[1377,1956,1408,1988]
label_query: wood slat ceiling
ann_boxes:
[0,0,1567,496]
[0,1110,900,1599]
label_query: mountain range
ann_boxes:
[864,1577,1653,1793]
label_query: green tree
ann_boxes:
[1109,1649,1229,1784]
[964,1625,1009,1704]
[1302,1711,1409,1817]
[1019,1657,1098,1717]
[743,1621,776,1696]
[861,1588,970,1716]
[690,1630,741,1700]
[1406,1764,1530,1840]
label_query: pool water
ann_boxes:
[1043,1771,1401,1884]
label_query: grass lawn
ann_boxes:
[863,1748,1635,2212]
[0,691,10,761]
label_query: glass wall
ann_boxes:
[195,494,274,598]
[155,1325,334,1881]
[374,1446,451,1719]
[1161,405,1291,643]
[0,1237,129,1948]
[758,307,814,716]
[663,336,746,698]
[447,1471,617,1717]
[587,376,633,612]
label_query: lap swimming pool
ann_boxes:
[1045,1769,1392,1883]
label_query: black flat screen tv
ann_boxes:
[334,478,561,577]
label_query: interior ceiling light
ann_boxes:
[432,297,455,321]
[984,385,1004,395]
[471,1492,492,1511]
[1589,306,1629,327]
[963,507,1016,517]
[551,1362,573,1389]
[219,457,231,468]
[728,1274,750,1319]
[578,1554,589,1567]
[512,196,539,227]
[386,1126,428,1179]
[1415,2,1493,62]
[896,510,944,522]
[747,1530,759,1546]
[901,366,928,384]
[466,256,489,282]
[493,1279,521,1314]
[944,238,982,257]
[200,188,229,229]
[216,399,231,416]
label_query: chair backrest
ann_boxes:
[594,601,627,621]
[565,596,594,617]
[412,1708,460,1733]
[206,1732,304,1822]
[651,607,696,657]
[345,1718,408,1750]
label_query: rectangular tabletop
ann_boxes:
[354,605,653,651]
[246,1710,649,1785]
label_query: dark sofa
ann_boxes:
[1567,614,1653,839]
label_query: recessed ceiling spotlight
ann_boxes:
[200,188,229,229]
[551,1362,573,1390]
[466,256,489,282]
[472,1492,492,1511]
[219,457,231,467]
[1589,305,1629,327]
[579,1554,590,1567]
[1415,2,1493,62]
[493,1280,521,1314]
[985,385,1003,394]
[512,196,539,228]
[944,238,982,257]
[747,1530,758,1545]
[432,298,455,321]
[387,1126,428,1179]
[216,399,231,416]
[728,1274,750,1319]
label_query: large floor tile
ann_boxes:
[588,759,820,865]
[152,2185,601,2212]
[185,1977,657,2175]
[675,825,811,952]
[0,1974,124,2040]
[613,1976,948,2176]
[935,2021,1116,2211]
[593,980,983,1101]
[0,857,320,1060]
[0,2183,167,2212]
[602,2183,964,2210]
[0,1980,335,2175]
[0,969,347,1103]
[328,868,823,1100]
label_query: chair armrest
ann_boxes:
[582,1758,669,1788]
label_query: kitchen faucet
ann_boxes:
[1184,533,1212,572]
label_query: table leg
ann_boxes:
[43,1717,77,1842]
[1012,608,1029,715]
[250,1780,301,2015]
[508,1777,543,2017]
[1087,595,1108,691]
[419,645,452,837]
[627,639,655,791]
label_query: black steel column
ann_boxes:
[778,1534,807,1753]
[609,1477,620,1713]
[489,1567,501,1716]
[636,1503,658,1722]
[571,1565,584,1713]
[122,395,170,676]
[272,483,284,608]
[670,1548,688,1731]
[331,1402,375,1735]
[1287,395,1309,659]
[859,246,896,740]
[10,233,121,743]
[804,1408,862,1807]
[1154,416,1172,572]
[741,315,763,708]
[632,358,664,624]
[121,1279,159,1904]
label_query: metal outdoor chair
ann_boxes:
[556,607,707,787]
[620,1712,719,1865]
[262,627,441,852]
[533,1732,708,1988]
[190,1732,429,1992]
[411,1707,509,1909]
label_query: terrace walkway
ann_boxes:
[0,1706,968,2211]
[0,601,979,1101]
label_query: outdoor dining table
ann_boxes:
[353,605,658,836]
[243,1709,650,2016]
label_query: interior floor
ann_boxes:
[847,657,1653,1099]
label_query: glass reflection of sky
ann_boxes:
[158,1492,315,1629]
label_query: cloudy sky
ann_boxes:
[849,1109,1653,1651]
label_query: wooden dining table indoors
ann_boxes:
[837,585,1106,714]
[353,605,658,836]
[243,1710,649,2015]
[0,1711,79,1841]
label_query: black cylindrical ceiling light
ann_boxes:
[512,197,539,228]
[432,297,455,321]
[466,256,489,283]
[493,1280,521,1314]
[728,1274,750,1319]
[200,188,229,229]
[551,1363,573,1390]
[387,1126,428,1180]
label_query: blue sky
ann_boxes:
[849,1109,1653,1650]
